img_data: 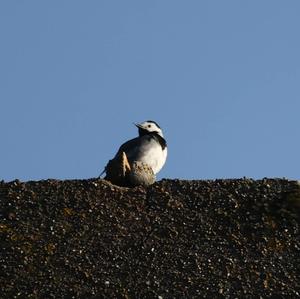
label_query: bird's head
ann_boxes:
[134,120,164,137]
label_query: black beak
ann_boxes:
[134,123,143,129]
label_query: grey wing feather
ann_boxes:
[100,136,148,178]
[115,137,147,161]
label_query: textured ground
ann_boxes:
[0,178,299,298]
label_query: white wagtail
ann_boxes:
[101,120,167,177]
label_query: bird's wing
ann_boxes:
[114,136,148,160]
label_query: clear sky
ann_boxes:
[1,1,299,182]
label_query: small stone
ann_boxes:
[104,152,155,187]
[127,161,155,187]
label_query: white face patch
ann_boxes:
[139,121,164,137]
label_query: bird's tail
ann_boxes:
[98,168,106,178]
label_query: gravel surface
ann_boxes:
[0,178,299,298]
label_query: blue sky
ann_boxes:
[1,1,299,182]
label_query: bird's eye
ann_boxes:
[148,125,151,128]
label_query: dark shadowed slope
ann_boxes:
[0,178,299,298]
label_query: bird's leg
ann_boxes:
[122,152,131,177]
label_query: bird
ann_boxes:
[101,120,167,177]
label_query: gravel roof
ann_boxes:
[0,178,299,298]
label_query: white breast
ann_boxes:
[139,144,167,174]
